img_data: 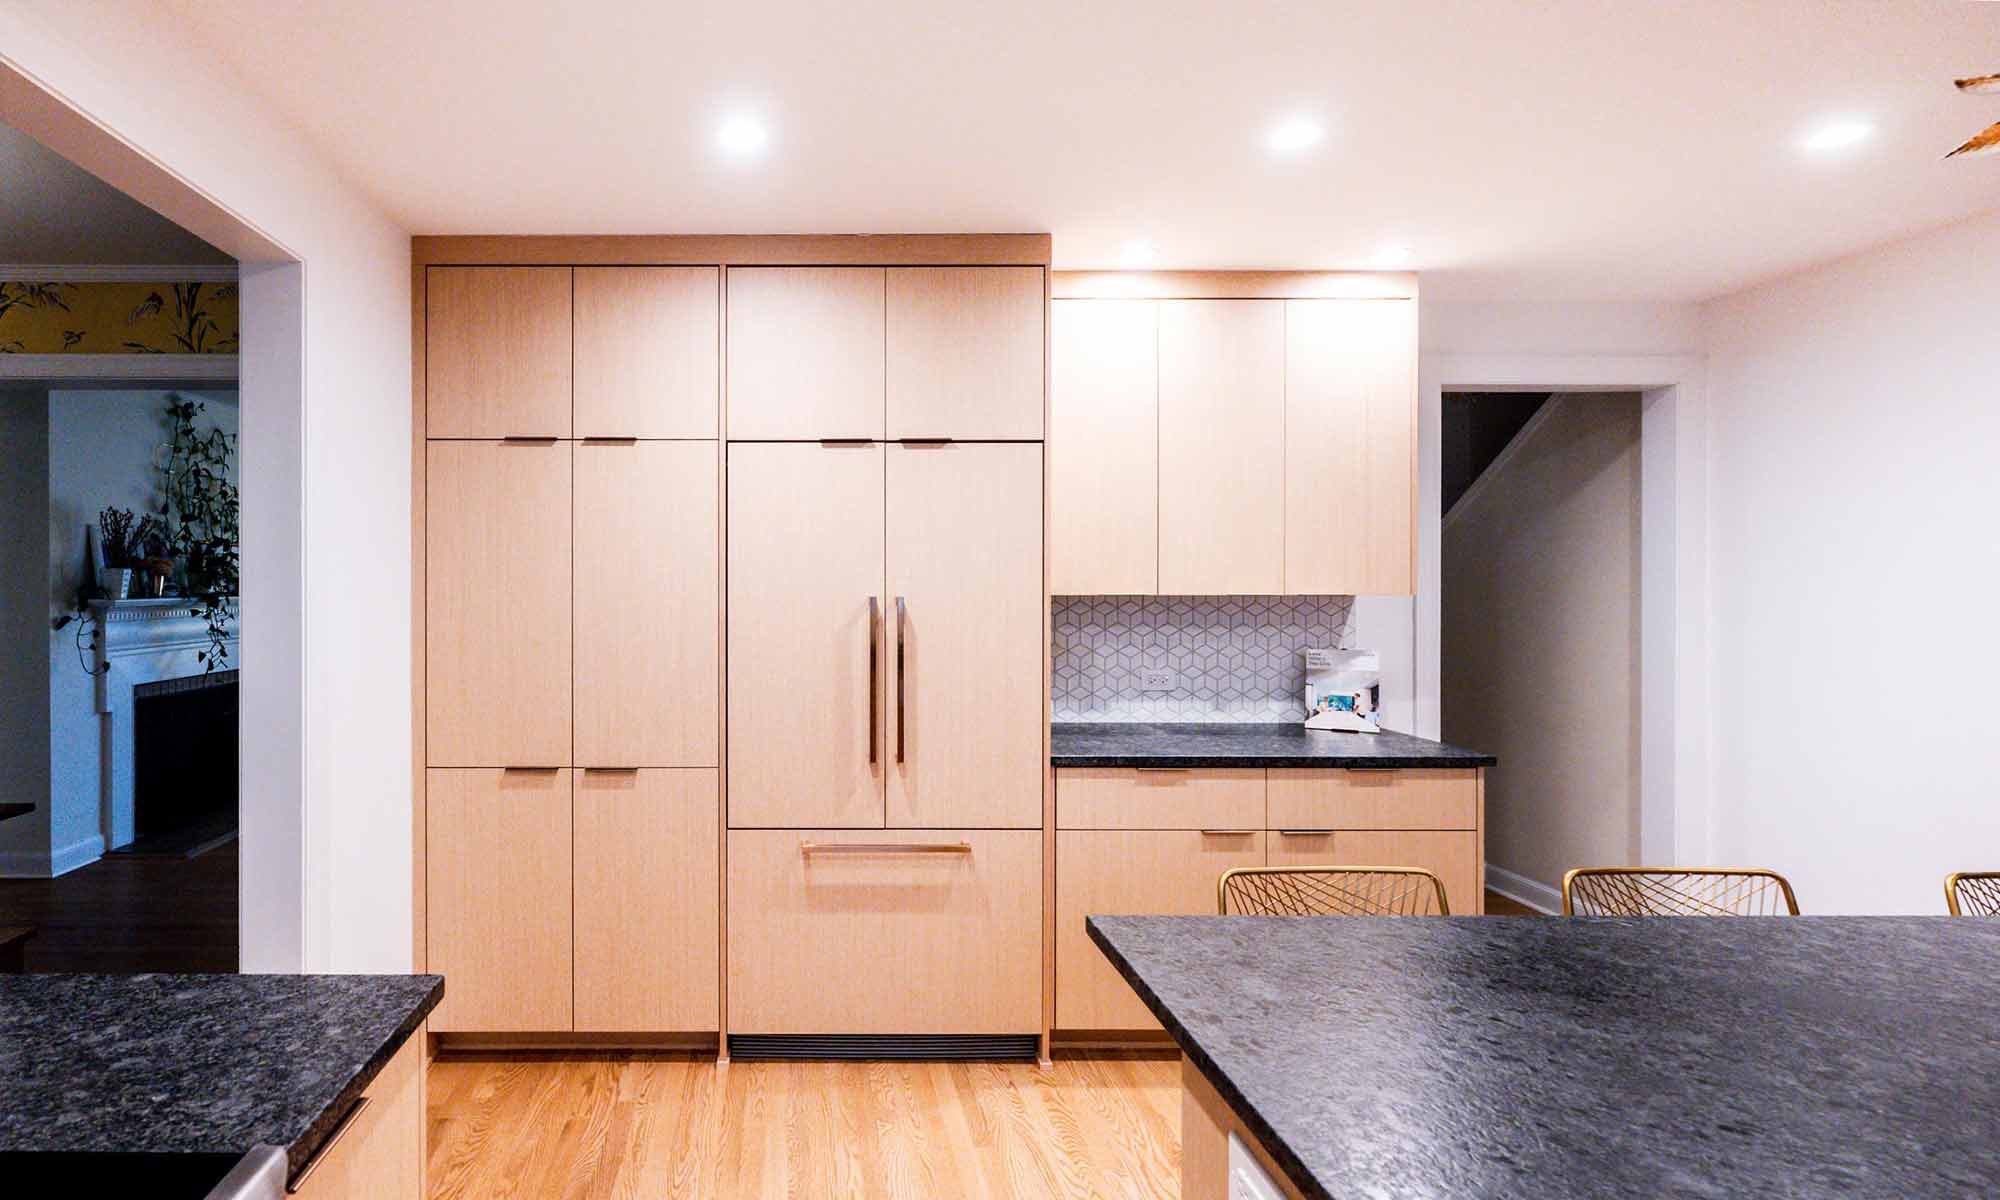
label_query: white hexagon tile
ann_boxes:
[1051,595,1355,722]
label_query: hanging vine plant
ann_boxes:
[157,395,240,669]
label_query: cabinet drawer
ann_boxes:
[1056,830,1265,1031]
[1057,767,1265,830]
[1267,829,1481,916]
[1267,768,1478,831]
[290,1033,423,1198]
[727,829,1040,1035]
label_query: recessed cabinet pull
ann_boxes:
[582,766,641,773]
[1134,767,1191,775]
[894,596,908,764]
[818,438,874,447]
[502,765,562,773]
[580,436,638,444]
[286,1095,370,1193]
[500,435,559,443]
[1277,828,1336,836]
[1346,766,1401,773]
[897,437,953,446]
[868,597,881,766]
[799,841,973,857]
[1200,829,1257,836]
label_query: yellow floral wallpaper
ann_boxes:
[0,280,239,354]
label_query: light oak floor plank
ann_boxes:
[428,1053,1180,1199]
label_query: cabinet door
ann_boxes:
[1056,830,1265,1030]
[1267,829,1482,916]
[426,266,572,438]
[574,441,719,767]
[728,829,1041,1035]
[726,443,885,827]
[574,768,719,1032]
[425,769,572,1031]
[1050,299,1157,594]
[289,1034,423,1199]
[887,266,1045,439]
[886,443,1044,828]
[1284,299,1417,595]
[426,441,571,767]
[725,267,885,439]
[1157,300,1285,594]
[573,266,719,438]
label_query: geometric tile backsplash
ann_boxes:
[1052,595,1356,722]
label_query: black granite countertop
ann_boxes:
[0,973,442,1178]
[1089,915,2000,1199]
[1053,722,1495,768]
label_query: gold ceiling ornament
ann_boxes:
[1218,866,1451,917]
[1947,74,2000,159]
[1561,867,1800,916]
[1945,872,2000,916]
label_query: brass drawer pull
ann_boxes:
[502,766,563,773]
[287,1095,370,1193]
[800,841,973,857]
[500,435,559,443]
[1199,829,1257,836]
[582,766,640,773]
[1134,767,1191,774]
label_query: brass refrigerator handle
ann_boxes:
[895,596,907,764]
[868,597,880,766]
[799,841,973,857]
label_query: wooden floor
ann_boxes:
[427,1052,1180,1199]
[0,838,237,972]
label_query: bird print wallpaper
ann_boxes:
[0,280,239,354]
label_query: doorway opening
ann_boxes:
[1440,390,1643,913]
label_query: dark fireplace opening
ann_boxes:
[120,670,239,858]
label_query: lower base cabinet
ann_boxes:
[426,769,573,1032]
[1267,829,1480,917]
[1056,830,1266,1031]
[290,1033,424,1199]
[727,828,1041,1035]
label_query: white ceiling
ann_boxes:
[0,117,232,265]
[159,0,2000,300]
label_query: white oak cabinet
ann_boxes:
[573,768,720,1031]
[425,266,573,439]
[425,768,573,1032]
[727,828,1042,1035]
[887,266,1045,439]
[573,266,720,439]
[573,440,719,768]
[1157,299,1287,594]
[426,440,572,768]
[289,1033,424,1199]
[1050,299,1158,594]
[1048,281,1418,596]
[725,267,886,439]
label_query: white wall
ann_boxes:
[1442,396,1641,894]
[0,386,51,871]
[1701,211,2000,915]
[1,6,413,969]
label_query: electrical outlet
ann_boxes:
[1140,668,1176,692]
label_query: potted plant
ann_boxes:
[93,507,161,600]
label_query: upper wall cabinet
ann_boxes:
[1284,299,1417,594]
[886,267,1045,440]
[426,266,573,438]
[1050,299,1157,594]
[1048,279,1418,597]
[573,267,720,439]
[1158,299,1286,595]
[726,267,886,440]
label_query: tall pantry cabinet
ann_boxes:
[415,240,1051,1051]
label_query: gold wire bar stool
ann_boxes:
[1945,872,2000,916]
[1560,867,1800,916]
[1217,866,1451,917]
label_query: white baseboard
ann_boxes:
[50,834,105,877]
[1486,863,1562,914]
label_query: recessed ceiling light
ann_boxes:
[1373,243,1413,268]
[1265,116,1325,155]
[1119,239,1157,268]
[716,115,770,158]
[1801,119,1874,154]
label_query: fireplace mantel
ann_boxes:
[85,598,239,851]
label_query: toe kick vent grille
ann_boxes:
[728,1034,1040,1061]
